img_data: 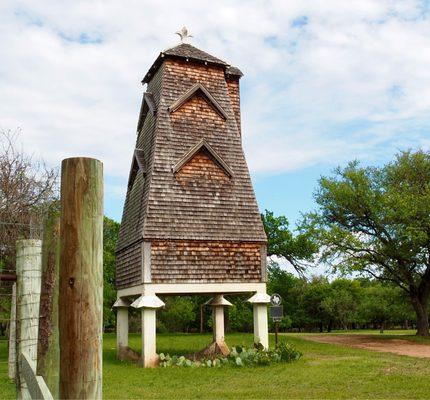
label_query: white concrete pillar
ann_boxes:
[206,295,232,345]
[131,294,164,368]
[8,283,17,380]
[247,292,270,350]
[117,307,129,349]
[113,297,130,359]
[204,294,232,356]
[253,304,269,349]
[212,306,225,344]
[16,239,42,399]
[141,308,157,368]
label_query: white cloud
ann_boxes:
[1,0,429,184]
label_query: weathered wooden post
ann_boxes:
[37,207,60,398]
[16,239,42,399]
[59,157,103,399]
[8,282,17,380]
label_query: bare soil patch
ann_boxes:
[304,334,430,358]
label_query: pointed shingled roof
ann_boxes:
[117,41,266,251]
[164,43,227,65]
[142,43,243,84]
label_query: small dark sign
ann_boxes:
[269,305,283,321]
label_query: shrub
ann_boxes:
[159,341,301,368]
[158,297,196,332]
[277,341,302,362]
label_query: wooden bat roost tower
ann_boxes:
[114,30,270,366]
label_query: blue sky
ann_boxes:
[1,0,430,230]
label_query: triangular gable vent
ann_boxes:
[168,83,228,120]
[172,139,233,178]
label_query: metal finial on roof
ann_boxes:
[175,26,193,43]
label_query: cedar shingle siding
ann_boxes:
[116,43,267,289]
[116,242,142,288]
[151,241,263,283]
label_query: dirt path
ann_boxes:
[303,334,430,358]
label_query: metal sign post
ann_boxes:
[269,294,283,347]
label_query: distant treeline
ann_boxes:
[102,216,415,333]
[264,262,414,333]
[153,264,414,334]
[149,264,415,334]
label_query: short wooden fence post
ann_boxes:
[16,239,42,399]
[37,207,61,398]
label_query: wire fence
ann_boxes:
[0,221,43,376]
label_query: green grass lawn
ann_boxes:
[0,339,15,399]
[1,332,430,399]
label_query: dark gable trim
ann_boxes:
[172,139,234,178]
[127,148,147,188]
[134,149,146,171]
[168,83,228,120]
[136,92,156,134]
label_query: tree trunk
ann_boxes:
[411,295,429,337]
[200,304,204,333]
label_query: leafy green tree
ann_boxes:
[267,262,302,310]
[358,283,415,331]
[228,298,253,332]
[262,210,317,274]
[302,277,332,332]
[358,284,395,331]
[303,151,430,336]
[103,216,120,330]
[267,261,307,329]
[158,297,196,332]
[322,279,361,330]
[389,287,416,328]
